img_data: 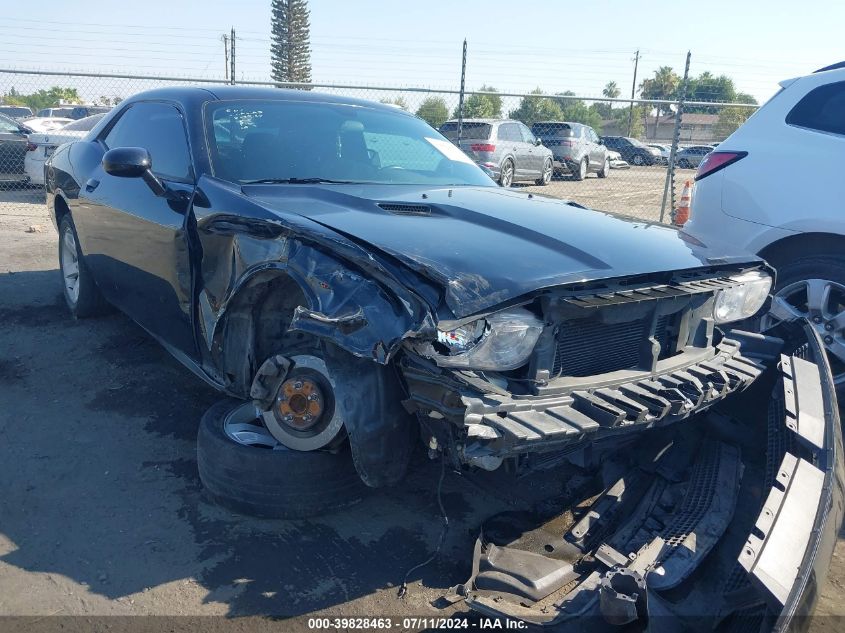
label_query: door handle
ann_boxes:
[85,178,100,192]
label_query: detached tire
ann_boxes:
[197,399,368,519]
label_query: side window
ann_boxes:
[103,102,192,180]
[498,123,520,142]
[786,81,845,136]
[519,123,536,144]
[0,117,19,133]
[586,128,598,143]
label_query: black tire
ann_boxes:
[58,215,110,318]
[572,158,587,181]
[598,158,610,178]
[678,159,691,169]
[499,159,514,187]
[535,158,552,186]
[631,153,645,166]
[197,398,368,519]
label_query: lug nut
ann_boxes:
[813,316,823,323]
[293,381,303,389]
[825,322,834,331]
[825,336,833,344]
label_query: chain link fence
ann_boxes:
[0,68,758,225]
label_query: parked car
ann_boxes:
[682,63,845,388]
[43,88,842,631]
[0,112,32,185]
[601,136,661,166]
[36,105,112,120]
[21,117,74,133]
[676,145,713,168]
[607,149,629,169]
[647,142,670,164]
[529,121,609,180]
[0,104,34,119]
[439,118,553,186]
[24,114,106,185]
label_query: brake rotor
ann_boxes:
[275,376,325,431]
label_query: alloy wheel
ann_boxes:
[542,160,552,184]
[632,154,644,166]
[765,278,845,387]
[501,162,513,187]
[579,159,587,180]
[60,226,80,304]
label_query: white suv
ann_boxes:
[681,62,845,387]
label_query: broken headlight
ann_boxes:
[428,308,544,371]
[713,270,772,324]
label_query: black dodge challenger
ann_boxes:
[45,87,842,629]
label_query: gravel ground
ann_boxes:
[0,190,842,632]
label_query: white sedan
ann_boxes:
[21,117,73,133]
[24,114,105,185]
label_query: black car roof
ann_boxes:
[120,85,408,115]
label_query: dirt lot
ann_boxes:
[1,189,843,631]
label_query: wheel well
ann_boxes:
[216,271,312,397]
[54,195,70,226]
[757,232,845,267]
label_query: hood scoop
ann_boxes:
[377,202,431,216]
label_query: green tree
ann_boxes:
[271,0,312,86]
[2,86,82,111]
[640,66,680,138]
[612,104,645,138]
[592,81,621,117]
[456,85,502,118]
[603,81,621,99]
[380,96,408,110]
[714,105,757,139]
[553,91,602,130]
[508,88,563,127]
[686,72,737,113]
[415,96,449,128]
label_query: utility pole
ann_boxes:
[222,34,229,81]
[229,27,236,85]
[660,50,691,223]
[457,39,467,144]
[627,49,640,137]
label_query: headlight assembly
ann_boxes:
[713,270,772,324]
[421,308,544,371]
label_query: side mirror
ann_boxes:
[102,147,166,196]
[534,138,542,146]
[597,139,604,145]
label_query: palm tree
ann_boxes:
[602,81,621,99]
[640,66,680,138]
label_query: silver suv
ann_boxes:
[531,121,609,181]
[439,119,554,187]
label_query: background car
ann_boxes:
[676,145,712,168]
[0,104,34,119]
[607,149,629,169]
[21,117,73,133]
[35,105,111,119]
[24,113,106,185]
[681,62,845,386]
[601,135,661,165]
[647,143,670,164]
[439,118,554,186]
[530,121,609,180]
[0,111,32,185]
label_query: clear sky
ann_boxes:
[0,0,840,104]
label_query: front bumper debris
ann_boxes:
[448,321,844,631]
[404,334,766,468]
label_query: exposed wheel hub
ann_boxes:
[276,377,325,431]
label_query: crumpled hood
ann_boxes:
[243,184,759,318]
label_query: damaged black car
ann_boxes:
[44,87,843,630]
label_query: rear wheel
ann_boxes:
[598,158,610,178]
[499,159,514,187]
[572,158,587,181]
[197,398,367,519]
[535,158,552,186]
[58,215,110,318]
[631,153,645,166]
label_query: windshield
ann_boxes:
[206,100,494,186]
[626,137,646,147]
[0,106,31,118]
